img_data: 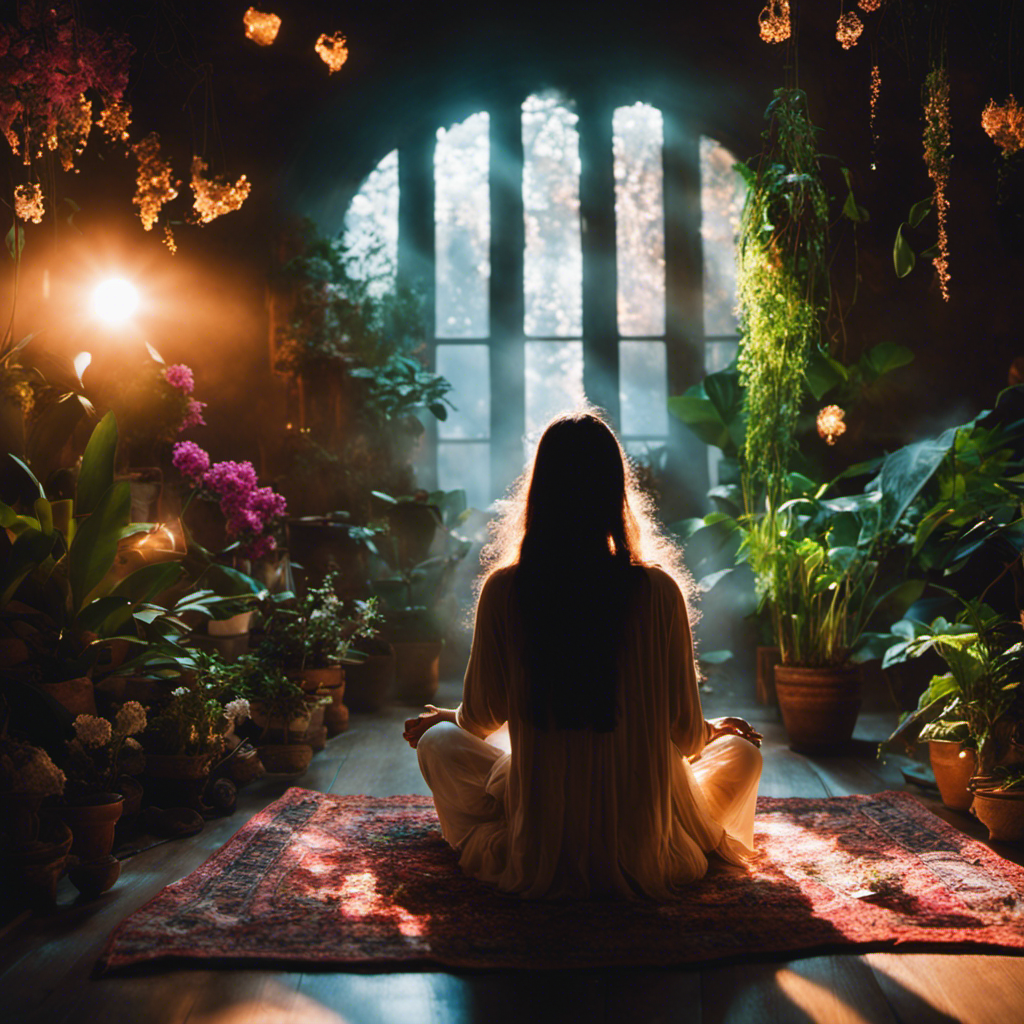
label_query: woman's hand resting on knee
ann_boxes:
[706,716,762,748]
[403,705,457,748]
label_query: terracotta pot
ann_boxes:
[755,645,781,705]
[68,853,122,898]
[928,740,977,812]
[142,752,214,780]
[344,650,395,712]
[774,663,862,753]
[972,789,1024,842]
[37,676,96,717]
[0,792,44,844]
[257,743,313,774]
[392,641,443,704]
[289,666,343,694]
[301,704,328,751]
[249,702,312,740]
[13,817,73,906]
[207,611,255,637]
[57,793,124,862]
[226,744,265,785]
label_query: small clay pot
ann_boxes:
[257,743,313,774]
[972,789,1024,842]
[226,744,265,785]
[68,853,121,899]
[290,666,343,694]
[57,793,124,862]
[928,741,976,812]
[774,663,861,753]
[37,676,96,716]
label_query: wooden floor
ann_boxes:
[4,679,1024,1024]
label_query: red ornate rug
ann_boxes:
[97,788,1024,974]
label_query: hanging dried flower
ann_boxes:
[132,133,179,231]
[56,93,92,172]
[315,31,349,72]
[869,64,881,164]
[981,96,1024,156]
[858,0,883,11]
[758,1,791,44]
[14,183,44,224]
[98,97,132,145]
[190,156,251,224]
[163,224,178,254]
[924,66,952,302]
[243,8,282,46]
[816,405,847,445]
[836,12,864,49]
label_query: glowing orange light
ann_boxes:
[92,278,140,325]
[56,93,92,172]
[758,1,791,44]
[869,64,881,161]
[982,96,1024,156]
[190,156,252,224]
[243,8,281,46]
[816,405,846,446]
[163,224,178,254]
[97,98,132,145]
[132,133,178,231]
[13,183,44,223]
[837,12,864,49]
[858,0,883,11]
[315,31,349,72]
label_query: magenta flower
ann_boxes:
[171,441,210,485]
[164,363,195,394]
[179,399,207,431]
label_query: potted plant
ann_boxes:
[256,572,381,737]
[369,489,471,703]
[881,601,1024,828]
[236,660,324,774]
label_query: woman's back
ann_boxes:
[455,563,743,899]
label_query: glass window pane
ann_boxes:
[614,104,665,338]
[438,442,490,511]
[436,344,489,440]
[343,150,399,297]
[619,340,668,436]
[524,340,585,452]
[435,113,490,338]
[704,339,739,374]
[522,93,582,337]
[700,137,746,337]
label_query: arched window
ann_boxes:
[343,94,744,510]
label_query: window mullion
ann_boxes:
[577,93,620,429]
[489,95,526,497]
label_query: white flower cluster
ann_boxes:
[172,686,189,698]
[6,744,66,797]
[115,700,147,736]
[224,697,251,724]
[73,714,112,749]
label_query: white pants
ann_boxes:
[416,721,762,853]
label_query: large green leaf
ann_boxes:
[907,197,933,228]
[667,368,744,455]
[68,480,131,614]
[0,526,57,605]
[27,393,90,486]
[76,411,118,517]
[893,224,916,278]
[111,561,185,605]
[75,595,133,636]
[878,426,961,532]
[862,342,914,382]
[804,349,847,401]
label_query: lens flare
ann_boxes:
[92,278,140,325]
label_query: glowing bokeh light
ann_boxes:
[92,278,140,325]
[243,8,281,46]
[315,31,349,73]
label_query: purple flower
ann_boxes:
[241,534,277,560]
[179,399,207,432]
[163,363,195,394]
[203,460,259,501]
[171,441,211,485]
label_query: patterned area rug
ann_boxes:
[97,788,1024,973]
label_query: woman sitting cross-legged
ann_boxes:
[403,410,763,899]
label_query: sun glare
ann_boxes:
[92,278,140,325]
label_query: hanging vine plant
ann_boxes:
[736,88,830,502]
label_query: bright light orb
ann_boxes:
[92,278,140,325]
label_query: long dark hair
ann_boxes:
[505,411,645,730]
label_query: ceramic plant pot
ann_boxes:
[344,650,395,713]
[972,789,1024,842]
[257,743,313,774]
[68,854,122,899]
[392,641,443,705]
[928,740,977,812]
[57,793,124,862]
[290,666,343,694]
[774,663,862,753]
[207,611,255,637]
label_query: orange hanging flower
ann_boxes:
[924,67,952,302]
[816,405,846,446]
[243,8,281,47]
[758,1,791,44]
[981,96,1024,156]
[190,156,251,224]
[14,183,44,224]
[836,12,864,49]
[132,133,178,232]
[315,31,349,72]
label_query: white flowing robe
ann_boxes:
[437,564,760,899]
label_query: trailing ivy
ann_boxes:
[736,89,829,503]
